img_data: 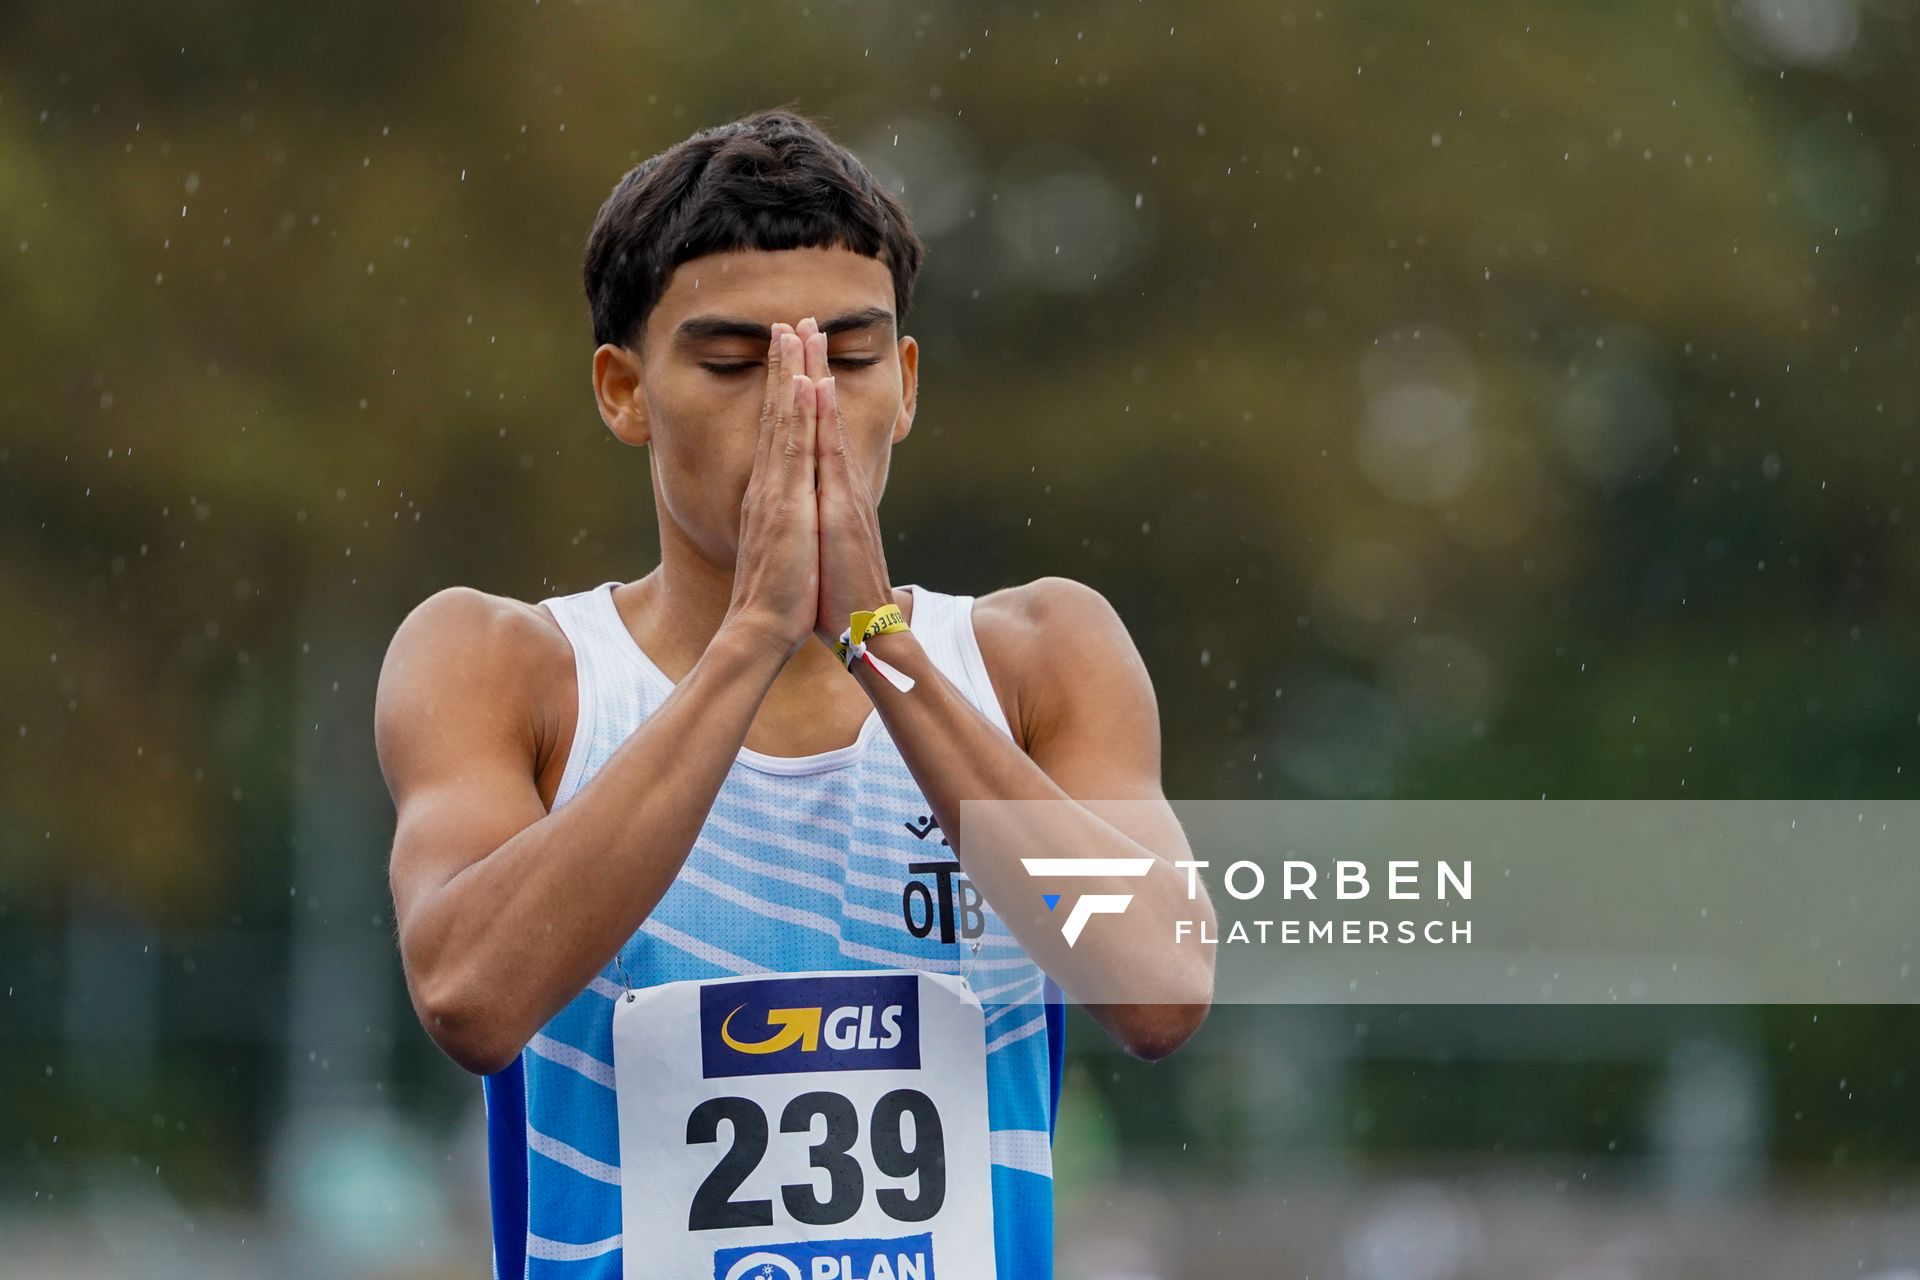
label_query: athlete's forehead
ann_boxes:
[651,244,896,350]
[671,304,894,347]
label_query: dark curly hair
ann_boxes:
[582,106,926,352]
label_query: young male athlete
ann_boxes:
[375,108,1215,1280]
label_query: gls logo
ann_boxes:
[1021,858,1157,946]
[719,1001,904,1055]
[700,974,920,1079]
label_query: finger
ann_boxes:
[788,370,818,485]
[773,330,800,462]
[799,315,828,385]
[756,324,792,478]
[816,375,848,478]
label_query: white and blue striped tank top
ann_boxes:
[482,578,1064,1279]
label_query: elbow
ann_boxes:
[426,998,524,1078]
[1095,940,1216,1062]
[443,1029,522,1079]
[411,966,525,1077]
[1114,995,1213,1063]
[1117,942,1215,1062]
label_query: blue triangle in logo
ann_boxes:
[1042,893,1062,912]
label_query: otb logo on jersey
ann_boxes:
[1022,857,1158,946]
[713,1232,934,1280]
[700,974,920,1079]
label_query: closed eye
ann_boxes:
[699,357,882,376]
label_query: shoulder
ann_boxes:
[375,585,575,779]
[379,585,572,691]
[969,576,1149,749]
[971,575,1130,652]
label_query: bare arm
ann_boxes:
[852,577,1218,1061]
[376,591,789,1074]
[376,323,823,1075]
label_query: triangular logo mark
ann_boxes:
[1042,894,1062,912]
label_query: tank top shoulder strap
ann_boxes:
[533,579,662,810]
[536,579,595,643]
[906,582,1015,740]
[537,581,614,697]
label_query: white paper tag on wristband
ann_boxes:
[855,646,915,692]
[611,968,997,1279]
[838,628,916,692]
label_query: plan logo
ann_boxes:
[700,974,919,1079]
[1021,858,1157,946]
[713,1231,934,1280]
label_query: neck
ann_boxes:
[618,519,908,696]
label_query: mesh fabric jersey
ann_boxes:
[481,579,1065,1279]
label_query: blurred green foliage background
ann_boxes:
[3,0,1917,1275]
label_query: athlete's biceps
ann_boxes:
[1023,615,1189,866]
[376,614,542,932]
[1024,632,1165,802]
[387,757,546,939]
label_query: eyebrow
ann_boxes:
[672,305,895,346]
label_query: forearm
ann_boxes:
[407,620,786,1070]
[849,630,1215,1013]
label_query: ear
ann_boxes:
[592,344,651,447]
[890,334,918,445]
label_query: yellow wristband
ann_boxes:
[834,602,909,663]
[833,601,916,692]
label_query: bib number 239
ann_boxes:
[689,1087,943,1229]
[613,970,998,1280]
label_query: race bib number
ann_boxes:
[612,969,998,1279]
